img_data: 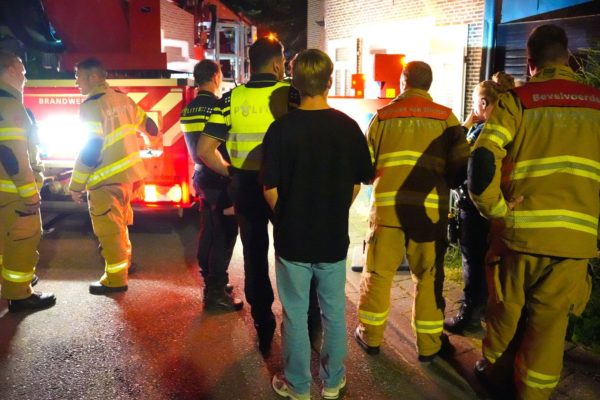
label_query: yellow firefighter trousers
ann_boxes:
[0,199,41,300]
[483,250,592,400]
[87,184,133,287]
[358,225,447,356]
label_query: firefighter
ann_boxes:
[470,25,599,400]
[0,50,55,311]
[180,60,242,312]
[199,37,320,355]
[69,58,159,294]
[444,72,515,335]
[355,61,469,361]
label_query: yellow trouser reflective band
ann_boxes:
[2,267,35,283]
[17,182,37,198]
[378,151,444,172]
[0,127,26,141]
[71,169,91,185]
[105,260,129,274]
[102,124,137,151]
[482,123,513,147]
[512,155,600,182]
[521,368,560,389]
[508,209,598,235]
[358,308,390,326]
[87,152,143,186]
[413,319,444,334]
[0,179,18,193]
[83,121,103,136]
[488,197,508,218]
[374,190,448,209]
[483,348,503,363]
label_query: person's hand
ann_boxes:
[507,195,524,211]
[70,190,86,203]
[15,198,40,215]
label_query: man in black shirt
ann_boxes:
[180,60,242,312]
[262,49,373,400]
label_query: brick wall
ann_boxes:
[160,0,195,62]
[307,0,326,49]
[310,0,485,118]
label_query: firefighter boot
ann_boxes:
[203,286,243,312]
[444,302,483,334]
[8,291,56,312]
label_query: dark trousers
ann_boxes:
[194,172,238,291]
[231,170,320,328]
[458,201,489,307]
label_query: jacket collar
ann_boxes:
[0,80,23,102]
[86,82,110,99]
[530,64,577,83]
[249,73,278,82]
[395,88,433,102]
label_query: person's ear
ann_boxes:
[327,77,332,90]
[481,98,488,109]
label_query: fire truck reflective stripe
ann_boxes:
[0,128,26,141]
[151,92,182,119]
[83,121,103,136]
[378,151,444,172]
[358,308,390,326]
[135,108,145,126]
[0,180,18,193]
[488,198,508,218]
[374,191,448,209]
[180,122,206,133]
[17,182,37,198]
[1,267,34,283]
[507,210,598,235]
[483,349,503,363]
[71,170,90,185]
[481,123,513,147]
[413,319,444,334]
[87,152,143,186]
[519,367,560,389]
[512,156,600,182]
[102,124,137,151]
[105,260,129,274]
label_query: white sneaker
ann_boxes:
[272,373,311,400]
[321,375,346,399]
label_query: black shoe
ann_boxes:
[31,274,39,287]
[418,334,455,363]
[354,326,380,355]
[474,358,516,398]
[351,265,364,272]
[8,292,56,312]
[128,262,138,274]
[225,284,233,294]
[89,281,128,295]
[257,319,276,355]
[444,302,483,334]
[204,292,243,312]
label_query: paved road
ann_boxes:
[0,205,477,400]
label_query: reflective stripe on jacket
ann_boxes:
[0,81,40,204]
[470,65,600,258]
[69,84,148,191]
[368,88,469,228]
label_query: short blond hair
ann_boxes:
[292,49,333,97]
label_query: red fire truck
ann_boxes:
[0,0,254,214]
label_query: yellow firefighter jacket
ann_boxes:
[368,88,469,228]
[0,81,40,206]
[469,65,600,258]
[69,83,149,192]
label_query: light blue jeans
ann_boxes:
[275,255,348,394]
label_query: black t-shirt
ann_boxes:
[261,108,374,263]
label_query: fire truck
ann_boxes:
[0,0,255,214]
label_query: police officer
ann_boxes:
[470,25,599,400]
[355,61,469,361]
[0,50,55,311]
[180,60,242,312]
[199,37,320,354]
[69,58,159,294]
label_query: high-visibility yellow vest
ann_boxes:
[227,82,289,170]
